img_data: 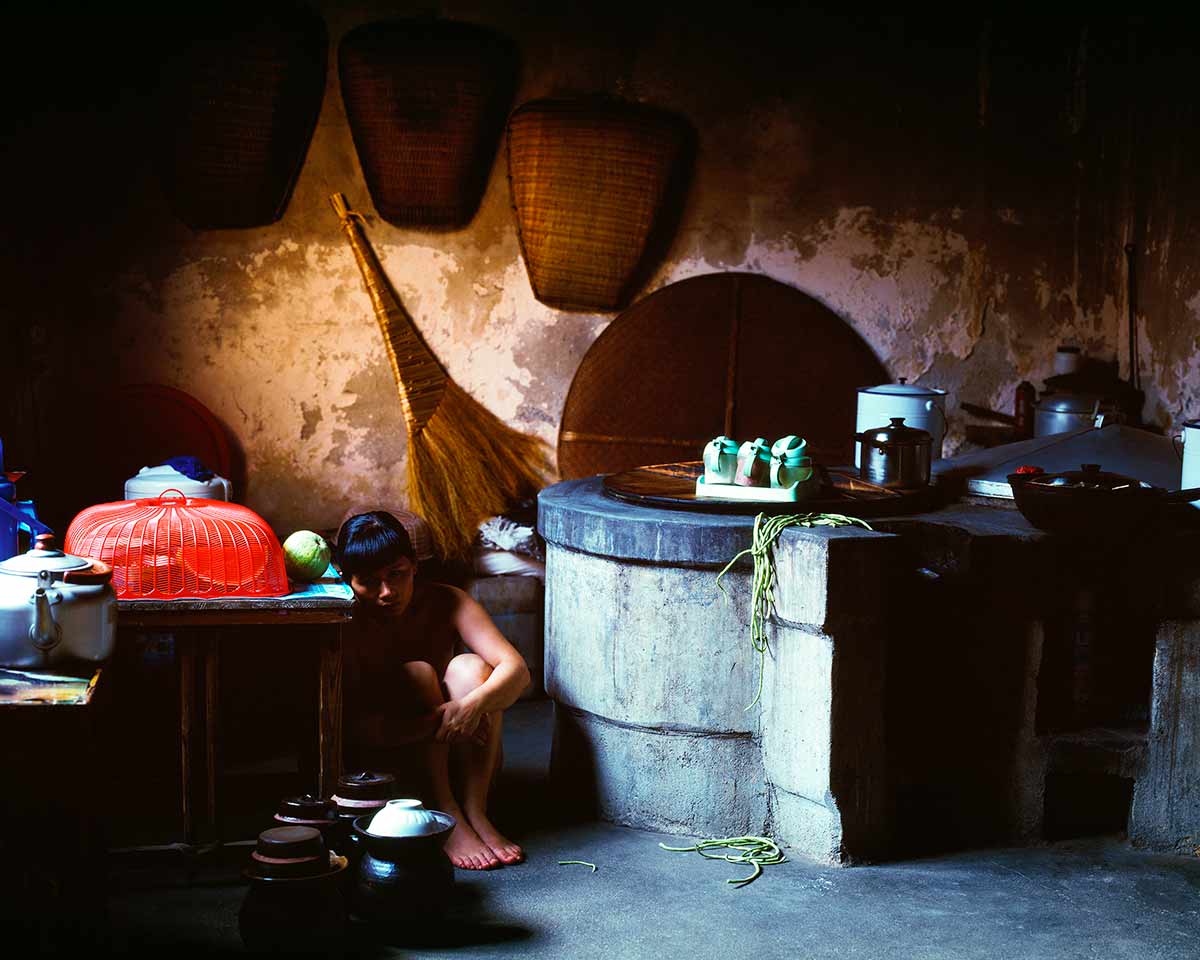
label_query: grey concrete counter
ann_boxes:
[540,476,1200,863]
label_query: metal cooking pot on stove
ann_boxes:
[0,533,115,673]
[857,418,932,490]
[1007,463,1200,540]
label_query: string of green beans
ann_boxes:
[716,512,872,709]
[558,860,597,872]
[659,835,787,888]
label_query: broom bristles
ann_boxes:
[408,380,554,562]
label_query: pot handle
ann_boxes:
[62,559,113,586]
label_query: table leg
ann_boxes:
[179,640,196,845]
[318,627,344,797]
[205,639,221,845]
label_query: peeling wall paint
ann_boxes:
[6,7,1200,537]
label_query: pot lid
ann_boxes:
[861,418,932,446]
[859,378,946,398]
[0,535,92,576]
[254,825,325,860]
[335,770,396,800]
[277,794,335,821]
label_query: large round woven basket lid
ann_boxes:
[63,494,289,599]
[159,0,327,229]
[506,98,691,311]
[338,19,518,228]
[557,272,888,479]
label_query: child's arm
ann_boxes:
[434,588,531,742]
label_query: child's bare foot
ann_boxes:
[466,810,524,865]
[443,819,501,870]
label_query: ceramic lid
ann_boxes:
[0,535,92,576]
[335,770,396,800]
[277,794,336,821]
[254,825,326,860]
[859,378,946,398]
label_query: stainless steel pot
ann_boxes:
[1034,391,1122,437]
[857,418,932,490]
[0,534,115,673]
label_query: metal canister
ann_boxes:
[857,418,932,490]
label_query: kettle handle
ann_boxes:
[62,559,113,586]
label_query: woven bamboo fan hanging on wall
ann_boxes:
[159,1,327,229]
[338,20,519,227]
[506,98,692,311]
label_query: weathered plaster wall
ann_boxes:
[6,7,1200,535]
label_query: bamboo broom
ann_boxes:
[330,192,554,561]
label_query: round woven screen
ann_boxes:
[557,273,888,479]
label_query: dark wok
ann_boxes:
[1007,463,1200,540]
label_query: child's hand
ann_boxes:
[434,697,483,743]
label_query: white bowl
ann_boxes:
[366,799,453,837]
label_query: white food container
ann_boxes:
[125,464,232,501]
[855,380,947,468]
[1180,419,1200,509]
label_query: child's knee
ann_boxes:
[444,652,492,691]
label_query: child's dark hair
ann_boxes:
[335,511,416,580]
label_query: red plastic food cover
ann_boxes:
[64,490,289,599]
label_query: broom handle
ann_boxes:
[328,193,447,433]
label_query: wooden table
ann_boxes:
[116,577,354,844]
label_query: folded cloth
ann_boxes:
[164,456,214,481]
[477,516,544,562]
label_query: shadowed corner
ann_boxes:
[353,882,534,949]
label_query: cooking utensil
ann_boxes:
[857,418,932,490]
[1007,463,1200,539]
[0,534,115,673]
[350,812,455,921]
[855,379,946,467]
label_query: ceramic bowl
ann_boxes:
[366,799,455,838]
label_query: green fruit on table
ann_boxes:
[283,530,331,582]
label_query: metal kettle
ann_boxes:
[856,418,932,490]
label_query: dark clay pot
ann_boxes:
[350,814,454,922]
[239,876,348,955]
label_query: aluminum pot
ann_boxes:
[857,418,932,490]
[1034,391,1122,437]
[855,379,946,467]
[0,534,115,674]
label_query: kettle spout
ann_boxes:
[29,571,62,655]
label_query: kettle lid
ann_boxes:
[0,534,92,576]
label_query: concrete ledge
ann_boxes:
[539,478,757,566]
[772,525,898,630]
[545,546,760,731]
[551,706,768,837]
[769,785,842,865]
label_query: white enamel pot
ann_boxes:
[855,380,947,467]
[1179,419,1200,509]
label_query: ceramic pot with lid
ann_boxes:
[274,794,340,849]
[0,534,115,673]
[855,379,947,467]
[330,771,396,859]
[240,825,349,954]
[857,418,932,490]
[350,806,455,923]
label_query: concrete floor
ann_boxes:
[104,700,1200,959]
